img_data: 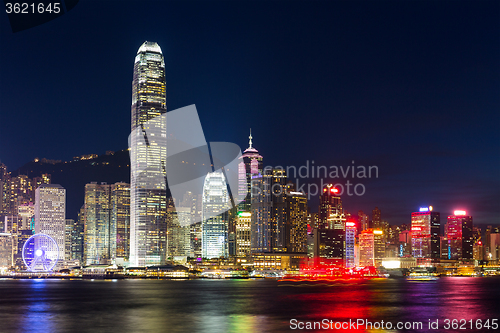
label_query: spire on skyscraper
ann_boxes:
[249,128,253,149]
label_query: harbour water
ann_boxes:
[0,277,498,332]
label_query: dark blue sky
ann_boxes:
[1,1,499,225]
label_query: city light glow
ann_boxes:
[454,210,467,216]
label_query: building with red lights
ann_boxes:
[315,184,345,265]
[359,229,384,267]
[445,211,473,260]
[411,207,440,260]
[345,221,356,267]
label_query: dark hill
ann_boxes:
[14,149,131,221]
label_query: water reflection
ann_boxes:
[0,278,498,332]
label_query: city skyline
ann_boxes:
[0,1,498,228]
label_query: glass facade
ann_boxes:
[411,211,440,259]
[130,41,167,266]
[202,171,230,259]
[35,184,66,265]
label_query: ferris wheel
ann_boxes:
[22,233,59,272]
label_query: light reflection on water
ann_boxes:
[0,277,498,332]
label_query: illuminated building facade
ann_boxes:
[345,221,356,267]
[111,183,130,261]
[238,130,263,211]
[316,184,345,264]
[236,212,251,257]
[251,169,288,253]
[130,41,167,266]
[167,207,191,258]
[35,184,66,265]
[83,182,129,265]
[18,203,35,231]
[359,229,384,267]
[83,183,112,265]
[358,210,369,232]
[286,189,308,253]
[411,207,440,259]
[371,207,381,229]
[446,210,473,260]
[202,171,231,259]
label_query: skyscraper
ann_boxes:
[83,182,112,265]
[371,207,381,229]
[411,207,440,261]
[83,182,130,265]
[251,168,288,253]
[130,41,167,266]
[446,210,473,260]
[345,221,356,268]
[285,187,308,253]
[359,229,384,267]
[202,171,231,259]
[35,184,66,266]
[111,183,130,262]
[238,130,263,211]
[316,184,346,265]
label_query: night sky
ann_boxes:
[0,1,498,225]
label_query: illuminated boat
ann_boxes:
[407,268,439,281]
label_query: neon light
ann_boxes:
[373,230,383,235]
[330,188,339,193]
[454,210,466,216]
[346,222,355,227]
[419,207,429,212]
[238,212,251,217]
[429,206,433,211]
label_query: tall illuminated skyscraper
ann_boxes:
[202,171,231,259]
[130,41,167,266]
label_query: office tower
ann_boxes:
[111,182,130,261]
[71,207,85,264]
[398,230,411,257]
[35,184,66,265]
[65,219,74,261]
[231,131,263,256]
[202,171,230,259]
[489,233,500,261]
[238,130,263,211]
[0,233,13,267]
[130,41,167,266]
[18,203,35,231]
[359,229,384,267]
[84,182,129,265]
[411,207,440,260]
[83,183,112,265]
[251,170,271,253]
[251,168,288,253]
[358,210,369,232]
[286,187,308,253]
[371,207,381,229]
[345,221,356,268]
[167,206,191,258]
[15,229,33,268]
[3,215,19,233]
[445,210,473,260]
[316,184,346,265]
[236,211,251,257]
